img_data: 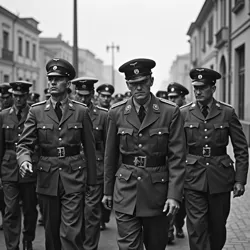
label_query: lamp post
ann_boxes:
[73,0,78,77]
[106,42,119,87]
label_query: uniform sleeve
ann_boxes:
[104,109,120,195]
[16,108,37,166]
[167,106,186,202]
[81,108,97,185]
[229,109,249,185]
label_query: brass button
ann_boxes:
[204,129,207,132]
[205,136,208,139]
[137,177,141,180]
[78,166,81,169]
[43,126,45,129]
[161,178,165,182]
[18,134,21,137]
[204,121,207,124]
[206,163,209,166]
[220,125,223,128]
[190,125,193,128]
[205,145,208,147]
[6,126,9,129]
[18,127,21,129]
[139,133,142,137]
[59,127,61,131]
[138,144,142,148]
[59,168,62,171]
[59,138,62,141]
[158,131,162,135]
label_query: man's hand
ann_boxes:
[102,195,113,210]
[19,161,33,178]
[163,198,180,217]
[233,182,245,198]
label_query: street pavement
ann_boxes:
[1,144,250,249]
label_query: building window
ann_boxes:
[221,0,226,27]
[232,0,245,14]
[32,44,36,61]
[18,37,23,56]
[3,74,9,82]
[236,45,245,119]
[3,31,9,49]
[208,17,213,45]
[26,41,30,58]
[202,28,206,52]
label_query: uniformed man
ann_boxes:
[0,83,13,111]
[96,84,114,109]
[181,68,249,250]
[44,88,51,100]
[0,81,38,250]
[72,76,108,250]
[124,91,132,100]
[102,58,186,250]
[27,92,40,105]
[156,90,168,100]
[166,82,189,243]
[16,58,97,250]
[113,93,124,104]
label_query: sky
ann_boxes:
[1,0,205,92]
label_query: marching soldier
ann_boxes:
[0,83,13,111]
[16,58,97,250]
[0,81,38,250]
[102,58,186,250]
[181,68,249,250]
[44,88,51,100]
[72,76,108,250]
[27,92,40,105]
[167,82,189,243]
[96,84,114,110]
[156,90,168,100]
[113,93,124,104]
[124,91,132,100]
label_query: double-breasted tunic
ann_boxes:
[104,94,186,217]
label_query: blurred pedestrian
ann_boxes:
[44,88,50,100]
[155,90,168,100]
[102,58,186,250]
[0,83,13,111]
[113,93,124,104]
[96,84,114,110]
[181,68,249,250]
[16,58,97,250]
[27,92,40,106]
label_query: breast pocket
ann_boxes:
[2,124,15,141]
[37,124,54,143]
[37,160,51,188]
[184,122,200,145]
[117,127,134,151]
[93,125,104,150]
[68,123,83,142]
[149,128,169,153]
[214,123,229,145]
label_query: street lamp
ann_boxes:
[106,42,119,87]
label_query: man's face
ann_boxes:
[75,92,92,106]
[13,93,28,109]
[168,95,185,107]
[2,95,13,109]
[98,93,112,108]
[193,84,215,105]
[48,76,70,96]
[126,76,153,105]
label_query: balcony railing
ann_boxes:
[215,27,229,49]
[2,48,13,61]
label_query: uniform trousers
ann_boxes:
[174,197,186,230]
[83,184,103,250]
[115,211,169,250]
[39,177,84,250]
[185,189,231,250]
[2,182,38,250]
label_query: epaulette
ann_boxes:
[72,100,87,106]
[31,100,46,107]
[96,106,108,112]
[218,101,233,108]
[110,99,128,109]
[159,98,176,106]
[180,102,193,109]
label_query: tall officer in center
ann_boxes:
[102,58,186,250]
[16,58,97,250]
[72,77,108,250]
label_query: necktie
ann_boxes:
[202,105,208,118]
[138,105,146,123]
[17,109,22,121]
[55,102,62,121]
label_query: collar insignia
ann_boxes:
[125,105,131,111]
[191,103,196,107]
[153,104,159,110]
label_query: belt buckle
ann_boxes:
[133,156,147,168]
[57,147,65,158]
[202,147,211,157]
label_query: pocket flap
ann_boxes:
[96,155,104,161]
[70,158,85,170]
[37,124,54,130]
[186,155,198,165]
[68,123,83,129]
[149,127,169,136]
[115,168,132,181]
[2,124,15,129]
[3,154,10,161]
[151,172,168,184]
[184,122,199,128]
[37,160,51,172]
[221,158,234,167]
[94,125,103,131]
[117,127,133,136]
[214,123,229,129]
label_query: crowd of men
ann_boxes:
[0,57,249,250]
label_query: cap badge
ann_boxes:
[198,74,203,79]
[153,104,159,111]
[134,69,139,75]
[105,87,109,91]
[17,86,21,90]
[53,66,57,71]
[171,87,175,92]
[130,62,137,67]
[196,68,204,72]
[125,105,131,112]
[53,58,59,61]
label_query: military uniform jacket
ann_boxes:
[16,98,97,196]
[0,105,37,183]
[104,94,186,217]
[181,99,249,194]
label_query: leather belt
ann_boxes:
[41,146,80,158]
[122,155,166,168]
[189,146,226,157]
